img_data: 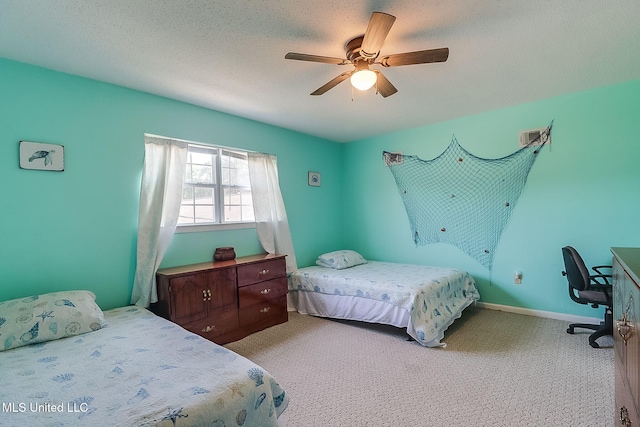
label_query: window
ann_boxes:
[179,144,254,228]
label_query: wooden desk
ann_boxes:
[612,247,640,426]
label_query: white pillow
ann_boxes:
[0,290,107,352]
[316,250,367,270]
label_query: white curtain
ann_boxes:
[248,152,297,273]
[131,136,188,307]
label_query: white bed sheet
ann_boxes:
[290,291,410,328]
[0,306,288,426]
[289,261,479,347]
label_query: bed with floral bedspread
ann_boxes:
[0,300,287,426]
[289,251,479,347]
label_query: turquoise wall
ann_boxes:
[0,58,343,310]
[343,79,640,318]
[2,56,639,318]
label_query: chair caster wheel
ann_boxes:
[589,341,599,348]
[566,328,574,334]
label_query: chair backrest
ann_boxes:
[562,246,591,293]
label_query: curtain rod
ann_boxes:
[144,133,263,154]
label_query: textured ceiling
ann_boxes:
[1,1,640,142]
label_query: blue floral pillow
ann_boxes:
[0,290,107,351]
[316,250,367,270]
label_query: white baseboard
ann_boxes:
[475,301,602,325]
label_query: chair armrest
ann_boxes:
[591,265,612,275]
[590,273,612,286]
[591,265,612,286]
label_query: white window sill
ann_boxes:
[175,222,256,233]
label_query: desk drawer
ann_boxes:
[237,258,286,286]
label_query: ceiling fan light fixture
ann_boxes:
[285,11,448,98]
[350,69,377,91]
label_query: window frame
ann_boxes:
[176,142,255,233]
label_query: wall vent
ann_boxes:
[519,128,550,147]
[384,151,404,166]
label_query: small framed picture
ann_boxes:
[19,141,65,171]
[308,171,321,187]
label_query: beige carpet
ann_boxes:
[225,307,614,427]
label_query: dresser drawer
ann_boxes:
[237,258,286,286]
[616,358,640,426]
[182,307,239,340]
[238,277,287,308]
[239,295,287,326]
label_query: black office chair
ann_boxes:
[561,246,613,348]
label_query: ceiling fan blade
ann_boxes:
[285,52,350,65]
[360,12,396,59]
[374,71,398,97]
[378,47,449,67]
[310,71,353,95]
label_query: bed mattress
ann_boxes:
[289,261,479,347]
[0,306,288,426]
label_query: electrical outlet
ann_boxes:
[514,271,523,284]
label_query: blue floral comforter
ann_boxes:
[0,306,288,426]
[289,261,480,347]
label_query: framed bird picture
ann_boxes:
[19,141,65,171]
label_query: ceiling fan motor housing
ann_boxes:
[345,36,373,63]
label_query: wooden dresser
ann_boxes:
[153,253,288,345]
[612,247,640,427]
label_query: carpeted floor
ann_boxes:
[225,307,614,427]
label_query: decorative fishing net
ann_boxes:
[384,123,552,269]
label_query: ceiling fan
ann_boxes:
[285,11,449,98]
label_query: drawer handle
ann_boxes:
[260,307,271,313]
[202,325,216,333]
[260,288,271,295]
[202,289,212,301]
[207,289,212,301]
[620,406,632,426]
[259,269,270,276]
[617,314,631,345]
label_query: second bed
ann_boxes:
[288,251,480,347]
